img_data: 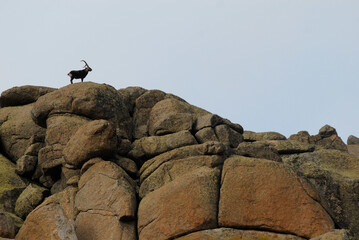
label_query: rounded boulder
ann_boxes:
[63,120,117,167]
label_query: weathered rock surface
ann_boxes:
[138,167,220,240]
[1,211,23,238]
[80,157,104,175]
[76,161,136,220]
[129,130,197,159]
[195,127,219,143]
[290,125,347,152]
[31,114,90,188]
[0,210,17,239]
[45,114,90,147]
[0,84,356,239]
[113,156,138,177]
[175,228,306,240]
[118,86,147,115]
[310,229,350,240]
[194,113,244,148]
[139,155,223,198]
[148,98,209,136]
[140,141,227,183]
[348,143,359,159]
[289,130,311,143]
[195,113,243,133]
[75,161,137,240]
[236,141,282,162]
[14,183,48,219]
[214,124,243,148]
[0,154,26,213]
[283,149,359,237]
[63,120,117,167]
[31,82,131,139]
[347,135,359,145]
[35,145,64,187]
[319,125,338,138]
[268,139,316,154]
[15,187,78,240]
[0,104,45,162]
[75,211,136,240]
[219,156,334,239]
[15,154,39,176]
[315,134,348,151]
[132,89,167,138]
[194,114,225,131]
[0,85,56,108]
[243,130,286,141]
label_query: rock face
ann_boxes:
[0,210,17,239]
[0,83,356,240]
[63,120,117,167]
[14,184,48,219]
[347,134,359,145]
[138,167,220,240]
[175,228,306,240]
[282,149,359,237]
[289,125,347,151]
[15,187,78,240]
[0,104,46,162]
[31,82,131,139]
[75,161,137,240]
[219,156,334,238]
[0,85,56,108]
[0,154,26,214]
[129,130,197,159]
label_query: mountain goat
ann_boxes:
[68,60,92,84]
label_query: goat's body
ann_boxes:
[68,69,89,84]
[68,60,92,84]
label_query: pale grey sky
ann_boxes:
[1,1,359,141]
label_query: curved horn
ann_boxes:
[81,60,90,68]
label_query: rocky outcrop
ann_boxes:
[14,184,48,219]
[0,154,26,215]
[63,120,117,167]
[219,156,334,238]
[131,89,167,138]
[139,141,227,185]
[139,155,223,198]
[347,135,359,164]
[236,141,282,162]
[310,229,350,240]
[129,130,197,160]
[0,83,356,240]
[0,85,56,108]
[75,161,137,240]
[0,104,46,163]
[243,130,286,141]
[0,210,18,239]
[138,167,220,240]
[347,135,359,145]
[175,228,306,240]
[148,98,200,136]
[15,187,78,240]
[283,149,359,237]
[31,82,131,139]
[289,125,347,152]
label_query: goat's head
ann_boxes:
[81,60,92,72]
